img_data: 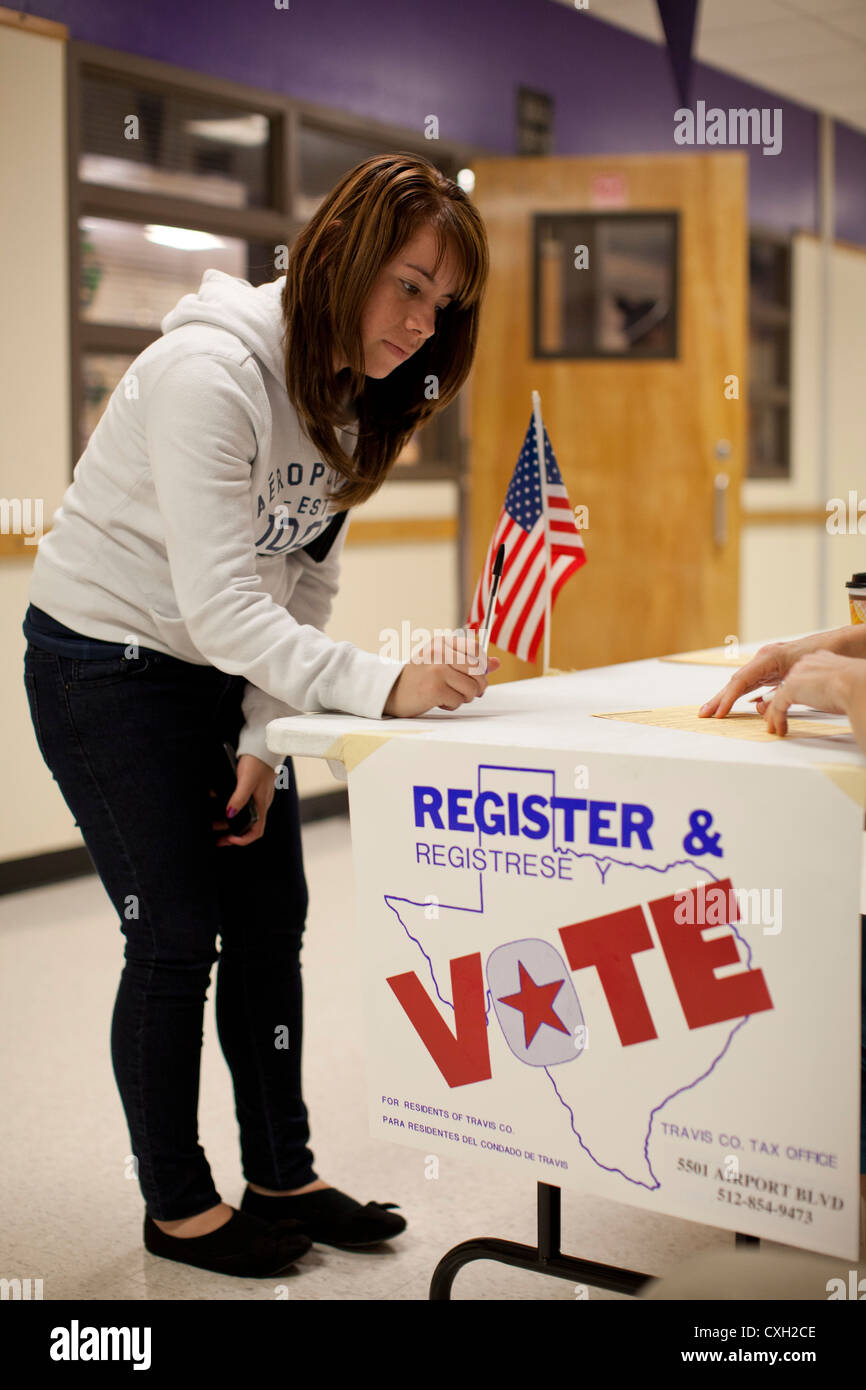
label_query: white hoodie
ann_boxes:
[28,269,405,768]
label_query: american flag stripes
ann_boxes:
[466,416,586,663]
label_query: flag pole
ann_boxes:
[531,389,552,675]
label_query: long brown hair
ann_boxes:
[281,152,489,511]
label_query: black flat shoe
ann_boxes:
[143,1207,312,1277]
[240,1185,407,1248]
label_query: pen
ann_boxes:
[478,543,505,659]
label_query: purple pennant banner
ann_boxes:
[656,0,700,108]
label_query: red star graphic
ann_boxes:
[498,961,570,1048]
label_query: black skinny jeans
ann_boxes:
[23,630,317,1220]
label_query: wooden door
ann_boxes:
[468,153,747,681]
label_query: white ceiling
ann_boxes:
[550,0,866,133]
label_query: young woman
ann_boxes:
[22,153,494,1279]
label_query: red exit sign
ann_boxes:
[590,172,628,208]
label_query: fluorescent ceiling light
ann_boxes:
[185,114,269,146]
[144,225,226,250]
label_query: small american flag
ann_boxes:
[466,416,586,662]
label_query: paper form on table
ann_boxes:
[658,648,760,667]
[593,706,854,741]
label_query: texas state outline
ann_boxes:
[382,792,758,1193]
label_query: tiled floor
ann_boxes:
[0,814,860,1301]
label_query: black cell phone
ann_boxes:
[211,740,258,837]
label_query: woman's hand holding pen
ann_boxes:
[210,754,276,846]
[383,629,500,717]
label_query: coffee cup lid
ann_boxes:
[846,572,866,587]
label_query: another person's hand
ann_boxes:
[383,629,501,717]
[699,627,864,719]
[210,754,276,846]
[754,651,866,739]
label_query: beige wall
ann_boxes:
[739,235,866,643]
[0,22,74,859]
